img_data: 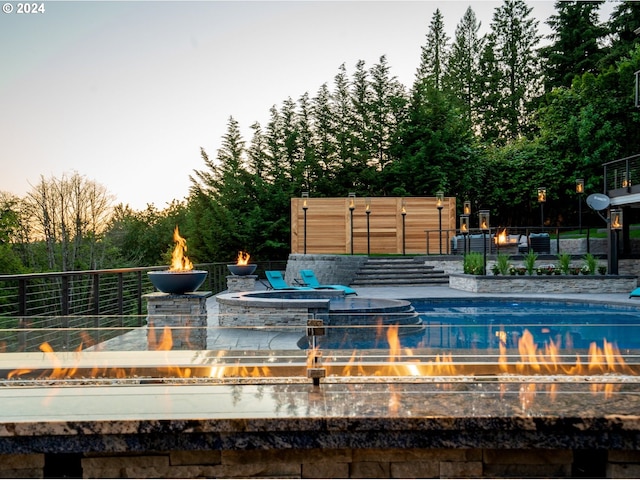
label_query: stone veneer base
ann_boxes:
[449,273,637,294]
[2,381,640,478]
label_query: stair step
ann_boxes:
[350,256,450,288]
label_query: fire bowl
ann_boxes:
[227,264,257,276]
[148,270,208,294]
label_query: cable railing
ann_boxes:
[424,226,598,256]
[0,261,287,318]
[604,153,640,195]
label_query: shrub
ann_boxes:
[496,253,511,275]
[557,253,571,275]
[582,253,598,275]
[523,251,538,275]
[463,252,485,275]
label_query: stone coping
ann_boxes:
[1,382,640,454]
[216,289,343,310]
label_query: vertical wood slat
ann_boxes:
[291,197,457,255]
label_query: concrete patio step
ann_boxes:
[351,257,449,287]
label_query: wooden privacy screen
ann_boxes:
[291,197,456,255]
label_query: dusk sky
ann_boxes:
[1,1,610,210]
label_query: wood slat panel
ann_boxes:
[291,197,457,254]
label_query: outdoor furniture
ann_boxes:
[529,233,551,254]
[298,270,357,295]
[265,271,314,291]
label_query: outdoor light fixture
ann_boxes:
[537,187,547,203]
[365,197,371,255]
[479,210,490,231]
[537,187,546,227]
[611,208,623,275]
[463,200,471,216]
[478,210,490,275]
[348,193,356,255]
[576,179,584,234]
[611,208,623,230]
[436,191,444,254]
[302,192,309,254]
[401,200,407,256]
[460,215,469,255]
[622,172,631,188]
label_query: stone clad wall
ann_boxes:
[285,254,368,286]
[7,448,640,478]
[449,274,637,294]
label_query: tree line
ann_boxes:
[2,0,640,274]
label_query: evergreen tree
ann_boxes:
[369,55,407,173]
[541,1,606,92]
[415,9,449,91]
[476,36,505,144]
[311,82,340,195]
[490,0,543,141]
[600,1,640,68]
[444,6,484,132]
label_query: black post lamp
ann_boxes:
[537,187,546,228]
[463,200,471,216]
[479,210,490,275]
[436,191,444,255]
[365,197,371,256]
[610,208,623,275]
[348,193,355,255]
[302,192,309,254]
[460,214,469,255]
[401,200,407,256]
[576,179,584,234]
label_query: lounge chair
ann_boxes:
[265,271,314,291]
[299,270,357,295]
[629,287,640,298]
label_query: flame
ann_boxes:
[236,251,251,266]
[169,226,193,272]
[495,229,508,245]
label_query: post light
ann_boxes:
[365,197,371,256]
[436,191,444,255]
[348,193,356,255]
[610,208,623,275]
[479,210,490,275]
[301,192,309,254]
[576,179,584,234]
[611,208,623,230]
[479,210,490,232]
[401,200,407,256]
[537,187,546,228]
[460,215,469,255]
[463,200,471,216]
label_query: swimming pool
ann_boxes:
[304,298,640,351]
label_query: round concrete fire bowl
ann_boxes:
[227,264,257,276]
[148,270,208,294]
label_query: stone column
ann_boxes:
[144,291,212,350]
[226,275,257,293]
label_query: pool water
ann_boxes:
[304,298,640,351]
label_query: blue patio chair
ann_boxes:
[265,271,314,291]
[299,270,357,295]
[629,287,640,298]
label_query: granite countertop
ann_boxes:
[1,380,640,454]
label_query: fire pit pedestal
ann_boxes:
[226,275,258,293]
[144,291,212,350]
